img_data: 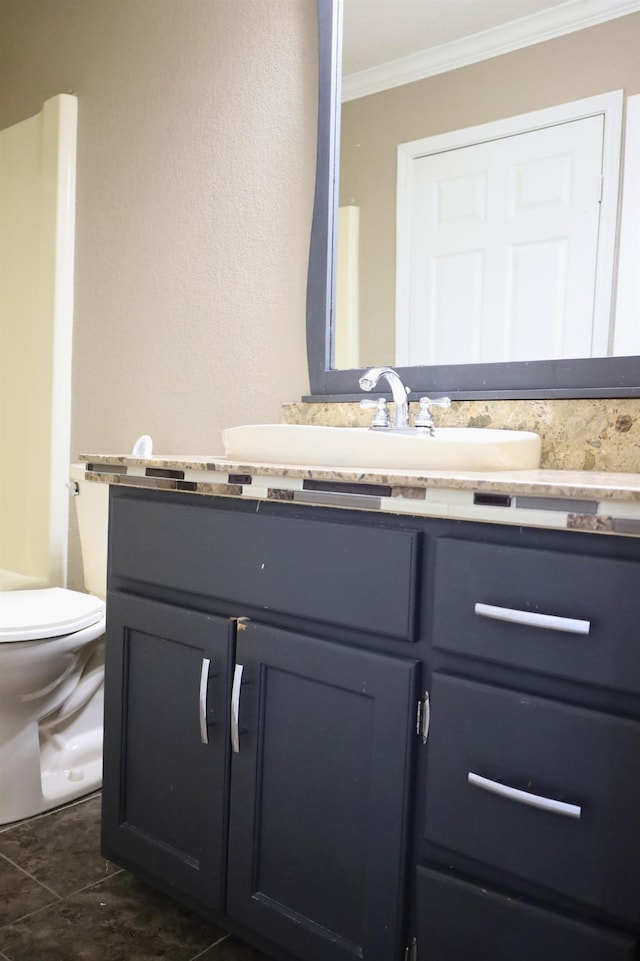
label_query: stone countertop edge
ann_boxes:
[78,454,640,503]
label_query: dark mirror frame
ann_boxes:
[305,0,640,401]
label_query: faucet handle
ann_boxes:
[415,396,452,428]
[360,397,390,428]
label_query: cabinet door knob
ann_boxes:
[468,772,582,819]
[199,658,212,745]
[231,663,244,754]
[474,602,590,635]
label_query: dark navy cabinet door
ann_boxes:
[422,673,640,924]
[226,620,418,961]
[415,866,637,961]
[101,592,234,914]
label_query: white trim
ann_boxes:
[395,146,414,368]
[395,92,623,366]
[396,90,623,160]
[335,205,360,369]
[44,94,78,587]
[613,94,640,355]
[342,0,640,101]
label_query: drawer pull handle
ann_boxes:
[474,603,590,635]
[468,772,582,819]
[231,663,244,754]
[199,658,211,745]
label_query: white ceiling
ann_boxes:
[341,0,640,98]
[342,0,571,74]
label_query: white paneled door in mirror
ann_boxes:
[395,92,622,367]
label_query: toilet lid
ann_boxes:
[0,588,105,643]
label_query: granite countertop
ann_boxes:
[80,453,640,501]
[79,453,640,538]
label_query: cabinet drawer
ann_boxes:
[416,865,637,961]
[109,494,419,640]
[432,538,640,694]
[423,673,640,924]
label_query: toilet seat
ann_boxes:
[0,588,105,643]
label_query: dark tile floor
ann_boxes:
[0,794,272,961]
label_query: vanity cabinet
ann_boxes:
[417,534,640,960]
[415,866,636,961]
[423,673,640,921]
[101,484,640,961]
[226,621,416,961]
[102,594,233,913]
[101,487,419,961]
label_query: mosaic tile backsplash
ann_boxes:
[282,399,640,473]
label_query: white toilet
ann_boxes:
[0,465,109,825]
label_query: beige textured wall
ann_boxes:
[0,0,317,586]
[0,0,316,460]
[339,13,640,366]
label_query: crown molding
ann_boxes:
[342,0,640,102]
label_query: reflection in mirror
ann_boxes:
[310,0,640,398]
[336,0,640,370]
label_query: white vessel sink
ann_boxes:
[222,424,542,472]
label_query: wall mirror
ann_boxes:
[306,0,640,400]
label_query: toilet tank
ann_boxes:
[69,464,108,599]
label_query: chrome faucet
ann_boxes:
[359,367,410,429]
